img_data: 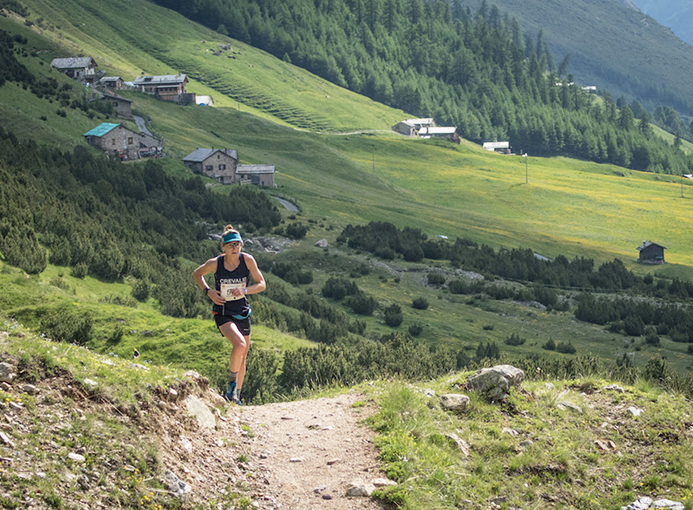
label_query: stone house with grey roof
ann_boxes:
[134,73,194,104]
[50,57,98,83]
[183,148,275,187]
[183,149,238,184]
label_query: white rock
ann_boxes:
[627,407,644,417]
[21,384,38,395]
[68,453,85,463]
[371,478,397,487]
[0,362,15,383]
[180,436,193,453]
[185,395,215,430]
[557,401,583,414]
[651,499,684,510]
[440,394,470,411]
[604,384,625,393]
[346,482,376,497]
[82,379,98,389]
[621,497,652,510]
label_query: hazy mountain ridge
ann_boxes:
[629,0,693,46]
[461,0,693,116]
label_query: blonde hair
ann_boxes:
[221,225,243,246]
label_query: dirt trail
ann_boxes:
[239,391,391,509]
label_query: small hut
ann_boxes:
[637,241,665,264]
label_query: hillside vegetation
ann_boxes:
[1,322,693,510]
[143,0,693,175]
[4,0,693,383]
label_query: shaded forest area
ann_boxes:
[153,0,693,174]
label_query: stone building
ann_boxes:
[84,122,140,161]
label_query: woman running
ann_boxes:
[193,225,266,404]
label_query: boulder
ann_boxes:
[466,365,524,400]
[440,394,470,412]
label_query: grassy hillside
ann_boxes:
[3,0,692,278]
[3,0,693,380]
[5,0,406,132]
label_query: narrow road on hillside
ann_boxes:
[238,392,392,510]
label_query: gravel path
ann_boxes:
[239,392,391,509]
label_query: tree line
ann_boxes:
[0,124,281,318]
[150,0,693,174]
[338,221,648,292]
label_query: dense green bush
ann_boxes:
[322,276,359,301]
[384,304,403,327]
[505,333,526,346]
[132,279,151,302]
[39,306,93,345]
[285,222,308,240]
[345,290,378,316]
[426,272,446,286]
[412,297,429,310]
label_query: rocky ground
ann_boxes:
[0,344,392,509]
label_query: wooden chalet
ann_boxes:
[392,118,435,137]
[98,76,125,90]
[236,164,275,187]
[133,73,194,104]
[100,92,133,118]
[183,148,238,184]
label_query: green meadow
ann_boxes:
[2,0,693,377]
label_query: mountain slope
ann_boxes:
[8,0,405,132]
[629,0,693,47]
[462,0,693,115]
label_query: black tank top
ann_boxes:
[213,253,251,318]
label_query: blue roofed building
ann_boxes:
[84,122,140,160]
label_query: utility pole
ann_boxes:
[524,153,528,184]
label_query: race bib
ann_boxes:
[220,282,245,301]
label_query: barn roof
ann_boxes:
[50,57,97,69]
[84,123,120,137]
[134,74,187,86]
[483,141,510,150]
[419,127,456,135]
[182,148,238,162]
[236,164,275,174]
[637,240,666,251]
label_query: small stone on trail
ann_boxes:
[326,458,340,465]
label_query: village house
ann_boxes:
[482,141,512,154]
[392,118,435,137]
[236,164,275,187]
[138,132,164,158]
[98,76,125,90]
[182,148,275,187]
[84,122,140,161]
[50,57,98,83]
[99,92,133,118]
[183,148,238,184]
[133,73,195,104]
[419,126,460,144]
[637,241,665,264]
